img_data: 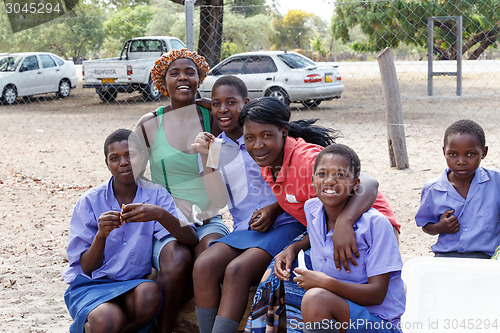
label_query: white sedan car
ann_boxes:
[0,52,78,105]
[198,51,344,107]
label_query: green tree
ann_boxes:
[271,10,313,50]
[147,0,186,40]
[226,0,267,17]
[332,0,500,60]
[104,5,156,41]
[220,11,274,58]
[0,3,105,60]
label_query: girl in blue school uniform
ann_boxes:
[63,129,198,333]
[191,76,308,333]
[415,119,500,258]
[275,144,405,333]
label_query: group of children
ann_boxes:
[62,49,500,333]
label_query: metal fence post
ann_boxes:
[185,0,196,51]
[427,17,434,96]
[457,15,463,96]
[428,16,463,96]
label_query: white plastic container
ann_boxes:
[401,257,500,333]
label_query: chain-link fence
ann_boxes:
[1,1,500,331]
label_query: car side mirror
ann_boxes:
[19,66,28,72]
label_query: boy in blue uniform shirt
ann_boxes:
[415,119,500,258]
[63,129,198,333]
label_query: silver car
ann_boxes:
[0,52,78,105]
[198,51,344,107]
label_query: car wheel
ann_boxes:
[265,87,290,106]
[2,86,17,105]
[142,78,161,101]
[57,80,71,98]
[96,87,117,102]
[301,99,322,108]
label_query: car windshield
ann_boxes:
[0,56,22,72]
[277,53,316,69]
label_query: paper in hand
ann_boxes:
[298,249,306,270]
[295,249,307,277]
[206,138,223,169]
[192,205,204,226]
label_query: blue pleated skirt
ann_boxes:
[64,275,158,333]
[211,222,306,257]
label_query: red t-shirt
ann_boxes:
[261,136,401,232]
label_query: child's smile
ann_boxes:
[211,85,248,141]
[312,154,358,209]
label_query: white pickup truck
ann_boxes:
[82,36,186,102]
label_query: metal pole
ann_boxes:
[427,17,434,96]
[185,0,196,51]
[457,15,462,96]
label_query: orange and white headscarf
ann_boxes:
[151,48,210,97]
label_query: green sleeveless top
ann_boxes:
[149,106,211,210]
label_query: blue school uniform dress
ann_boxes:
[62,177,187,333]
[306,198,405,332]
[209,132,305,256]
[415,167,500,257]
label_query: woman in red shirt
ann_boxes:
[238,97,400,332]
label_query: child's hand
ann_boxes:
[174,198,193,221]
[121,203,161,223]
[332,221,359,273]
[293,268,330,290]
[197,205,221,224]
[274,247,297,281]
[436,209,460,234]
[249,209,273,232]
[97,211,122,238]
[191,132,215,155]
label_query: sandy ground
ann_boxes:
[1,63,499,332]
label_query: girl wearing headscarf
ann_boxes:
[134,49,230,332]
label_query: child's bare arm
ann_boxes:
[80,211,121,275]
[332,172,378,272]
[133,113,157,177]
[422,209,459,235]
[195,97,212,110]
[294,269,390,306]
[122,203,198,248]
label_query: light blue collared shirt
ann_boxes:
[216,132,297,231]
[62,177,183,284]
[415,167,500,255]
[306,197,405,326]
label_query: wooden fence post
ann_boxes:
[377,47,409,169]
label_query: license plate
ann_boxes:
[101,78,115,83]
[325,74,332,83]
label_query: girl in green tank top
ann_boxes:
[134,49,229,333]
[149,105,212,211]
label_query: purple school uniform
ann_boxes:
[63,177,183,284]
[305,198,406,326]
[215,132,297,231]
[415,167,500,256]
